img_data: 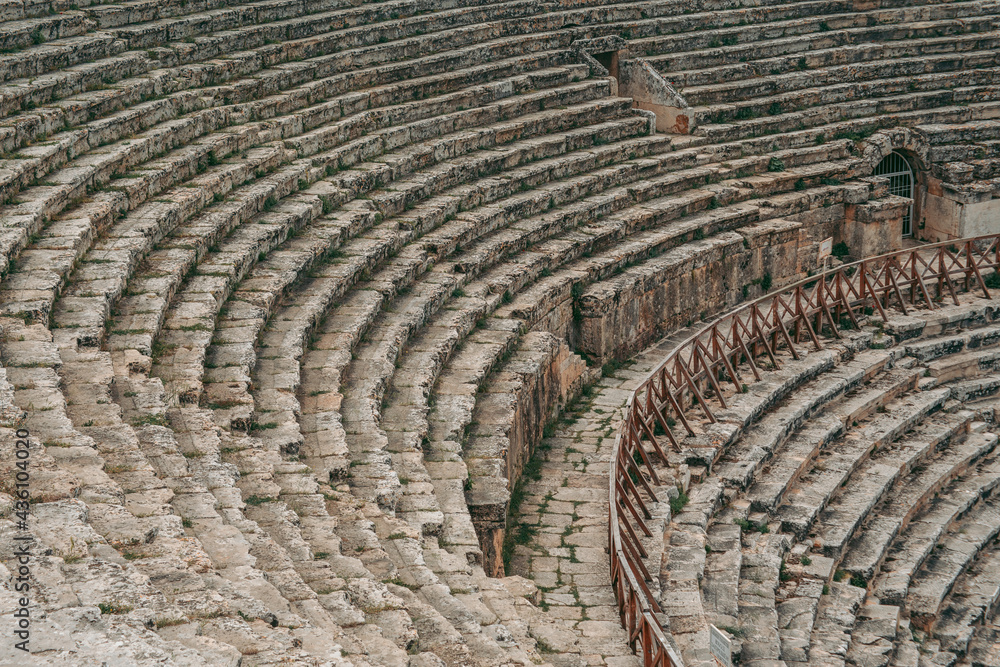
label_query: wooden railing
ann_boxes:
[609,235,1000,667]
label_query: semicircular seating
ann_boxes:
[0,0,999,665]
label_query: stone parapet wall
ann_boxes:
[924,177,1000,242]
[465,330,590,576]
[577,220,806,362]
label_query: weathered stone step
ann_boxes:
[8,0,1000,664]
[886,619,920,667]
[154,198,327,405]
[805,581,867,667]
[905,494,1000,630]
[704,523,743,626]
[925,345,1000,381]
[0,18,350,124]
[0,33,125,87]
[384,324,490,530]
[668,27,997,89]
[840,429,999,581]
[814,411,973,561]
[820,583,901,667]
[394,189,724,620]
[775,549,831,667]
[918,119,1000,146]
[882,296,1000,343]
[660,11,995,74]
[731,531,793,667]
[746,368,919,513]
[658,480,726,667]
[932,543,1000,653]
[964,625,1000,667]
[245,378,495,666]
[774,386,952,539]
[336,224,540,548]
[2,116,314,317]
[0,130,278,293]
[0,318,316,663]
[949,374,1000,403]
[715,348,891,489]
[402,122,856,284]
[651,9,999,84]
[874,455,1000,606]
[384,220,615,567]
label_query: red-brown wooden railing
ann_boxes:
[609,235,1000,667]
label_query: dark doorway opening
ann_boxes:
[592,50,619,79]
[874,151,915,237]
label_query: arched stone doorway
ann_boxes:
[873,150,915,237]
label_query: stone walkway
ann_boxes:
[509,334,686,666]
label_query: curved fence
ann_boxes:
[609,235,1000,666]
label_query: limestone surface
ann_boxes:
[0,0,998,665]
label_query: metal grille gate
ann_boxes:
[873,151,914,237]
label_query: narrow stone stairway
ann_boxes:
[507,332,694,666]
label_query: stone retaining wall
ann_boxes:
[466,330,590,576]
[577,219,807,362]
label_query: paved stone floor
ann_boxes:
[509,335,685,666]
